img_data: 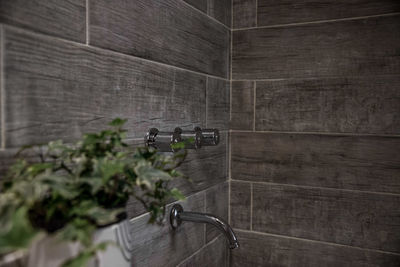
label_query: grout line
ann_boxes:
[253,81,256,132]
[231,179,400,197]
[176,235,222,267]
[228,132,232,224]
[229,129,400,138]
[85,0,89,45]
[233,12,400,31]
[231,0,234,30]
[205,77,208,128]
[179,0,230,31]
[3,24,230,81]
[250,183,253,230]
[234,229,400,256]
[0,25,5,149]
[255,0,258,27]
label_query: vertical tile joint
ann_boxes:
[250,182,253,231]
[253,81,256,131]
[86,0,90,45]
[205,76,209,128]
[0,25,5,149]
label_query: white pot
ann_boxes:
[27,220,132,267]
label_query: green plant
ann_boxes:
[0,118,187,266]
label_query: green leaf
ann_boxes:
[0,207,39,254]
[108,118,127,127]
[62,242,109,267]
[169,188,185,201]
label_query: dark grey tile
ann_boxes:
[129,192,205,267]
[208,0,232,27]
[256,76,400,134]
[177,235,228,267]
[0,0,85,42]
[252,183,400,253]
[184,0,207,13]
[90,0,230,78]
[232,15,400,80]
[206,78,230,130]
[230,181,251,230]
[233,0,256,29]
[231,230,400,267]
[3,27,207,148]
[231,81,254,130]
[231,132,400,194]
[258,0,400,26]
[206,182,229,242]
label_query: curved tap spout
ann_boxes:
[170,204,239,249]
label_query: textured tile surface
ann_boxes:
[231,132,400,193]
[0,0,85,42]
[231,230,400,267]
[205,182,229,242]
[255,76,400,134]
[177,235,228,267]
[90,0,230,78]
[231,81,254,130]
[129,192,205,267]
[208,0,232,27]
[3,28,206,148]
[183,0,207,13]
[233,0,257,29]
[257,0,400,26]
[206,78,230,130]
[230,181,251,230]
[232,15,400,80]
[252,183,400,252]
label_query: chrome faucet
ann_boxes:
[170,204,239,249]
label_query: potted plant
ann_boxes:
[0,119,187,267]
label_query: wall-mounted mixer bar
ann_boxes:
[144,127,219,152]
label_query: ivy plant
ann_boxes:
[0,118,187,266]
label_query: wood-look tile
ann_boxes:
[231,132,400,194]
[3,27,206,148]
[178,235,228,267]
[257,0,400,26]
[206,78,230,130]
[183,0,208,13]
[233,0,257,29]
[252,183,400,252]
[90,0,230,78]
[231,230,400,267]
[206,182,229,242]
[129,192,205,267]
[208,0,232,27]
[231,81,254,130]
[232,15,400,80]
[0,0,85,42]
[230,181,251,230]
[255,76,400,134]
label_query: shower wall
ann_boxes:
[0,0,231,266]
[230,0,400,266]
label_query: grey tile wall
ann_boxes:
[89,0,230,78]
[232,15,400,80]
[231,1,400,266]
[0,0,231,265]
[231,230,400,267]
[257,0,400,27]
[0,0,86,42]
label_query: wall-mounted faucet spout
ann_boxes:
[170,204,239,249]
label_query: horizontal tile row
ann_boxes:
[232,0,400,29]
[183,0,231,27]
[232,15,400,80]
[231,230,400,267]
[2,27,229,148]
[231,76,400,134]
[231,132,400,194]
[129,181,229,267]
[0,0,86,42]
[89,0,230,78]
[231,181,400,253]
